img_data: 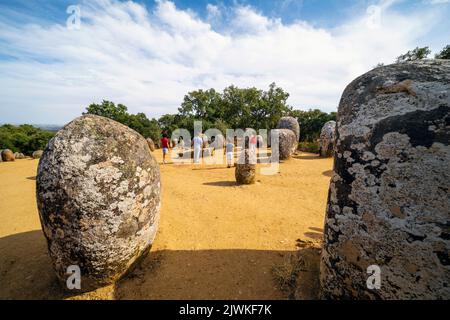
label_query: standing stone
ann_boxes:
[37,115,161,291]
[320,60,450,299]
[277,116,300,142]
[270,129,297,160]
[14,152,26,159]
[146,138,155,152]
[1,149,15,161]
[319,121,336,157]
[32,150,43,159]
[235,149,256,185]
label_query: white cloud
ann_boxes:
[0,0,447,124]
[206,4,221,21]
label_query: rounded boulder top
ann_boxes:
[276,116,300,142]
[1,149,15,162]
[36,114,161,291]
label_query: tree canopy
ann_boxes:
[83,84,335,144]
[435,45,450,59]
[0,124,55,155]
[396,46,431,63]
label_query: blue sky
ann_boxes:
[0,0,449,124]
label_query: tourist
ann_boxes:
[226,139,234,168]
[160,133,170,164]
[192,132,203,164]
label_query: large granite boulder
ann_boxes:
[319,121,336,157]
[277,116,300,142]
[36,115,161,291]
[270,129,297,160]
[1,149,15,161]
[235,149,256,185]
[320,60,450,299]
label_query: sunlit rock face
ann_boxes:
[270,129,297,160]
[277,116,300,142]
[319,121,336,157]
[37,115,161,291]
[320,60,450,299]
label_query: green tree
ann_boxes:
[291,109,337,142]
[0,124,55,155]
[396,46,431,63]
[435,45,450,59]
[84,101,162,141]
[84,100,129,123]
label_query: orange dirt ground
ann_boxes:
[0,151,333,299]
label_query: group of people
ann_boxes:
[160,132,262,167]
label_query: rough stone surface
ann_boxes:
[320,60,450,299]
[32,150,43,159]
[235,149,256,185]
[1,149,15,161]
[319,121,336,157]
[36,115,161,291]
[14,152,26,159]
[270,129,297,160]
[277,116,300,142]
[146,138,155,152]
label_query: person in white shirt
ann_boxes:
[192,133,203,164]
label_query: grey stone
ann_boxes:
[36,114,161,291]
[14,152,26,159]
[319,121,336,157]
[320,60,450,299]
[270,129,297,160]
[235,149,256,184]
[277,116,300,142]
[32,150,43,159]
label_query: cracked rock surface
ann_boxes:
[37,115,161,291]
[320,60,450,299]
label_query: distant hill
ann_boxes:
[33,124,62,132]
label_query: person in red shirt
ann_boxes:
[160,134,170,164]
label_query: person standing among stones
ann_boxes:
[160,133,170,164]
[249,133,257,153]
[225,139,234,168]
[192,132,203,164]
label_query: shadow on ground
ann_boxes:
[0,230,74,299]
[203,181,237,187]
[293,154,321,160]
[322,170,333,177]
[0,230,321,300]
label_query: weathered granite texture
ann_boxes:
[36,115,161,291]
[320,60,450,299]
[271,129,297,160]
